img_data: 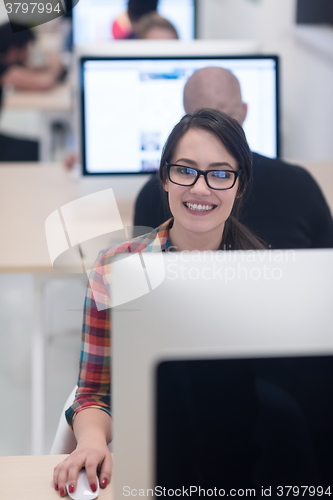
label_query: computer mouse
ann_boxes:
[66,469,100,500]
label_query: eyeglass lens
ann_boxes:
[169,165,236,190]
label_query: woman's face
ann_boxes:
[164,128,240,239]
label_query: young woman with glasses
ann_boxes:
[53,108,265,497]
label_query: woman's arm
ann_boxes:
[1,54,64,91]
[53,252,112,497]
[53,409,112,497]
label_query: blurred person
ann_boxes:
[135,12,178,39]
[0,25,39,161]
[134,67,333,249]
[0,22,64,98]
[0,22,65,161]
[112,0,159,39]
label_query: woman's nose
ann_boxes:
[189,175,211,196]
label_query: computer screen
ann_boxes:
[80,55,280,176]
[73,0,196,44]
[156,356,333,492]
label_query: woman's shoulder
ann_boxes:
[86,220,172,311]
[98,218,172,266]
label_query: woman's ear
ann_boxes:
[163,179,169,193]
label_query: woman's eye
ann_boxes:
[212,170,231,179]
[177,167,187,175]
[177,167,195,176]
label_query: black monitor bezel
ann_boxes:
[80,54,280,176]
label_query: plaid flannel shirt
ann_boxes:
[65,219,172,428]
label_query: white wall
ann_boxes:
[0,2,8,23]
[198,0,333,161]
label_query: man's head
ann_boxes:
[183,67,248,126]
[135,12,178,39]
[127,0,159,23]
[0,22,35,65]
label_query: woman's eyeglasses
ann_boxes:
[166,163,242,190]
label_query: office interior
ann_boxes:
[0,0,333,459]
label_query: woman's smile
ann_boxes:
[183,200,218,214]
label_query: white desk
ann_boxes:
[0,455,113,500]
[0,163,135,271]
[3,84,71,112]
[0,163,135,454]
[0,163,79,454]
[0,163,77,272]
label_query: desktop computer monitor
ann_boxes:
[112,250,333,496]
[80,54,279,176]
[73,0,197,45]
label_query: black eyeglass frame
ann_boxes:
[166,163,243,191]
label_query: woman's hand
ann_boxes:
[53,408,112,497]
[53,439,112,496]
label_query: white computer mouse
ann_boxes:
[66,469,100,500]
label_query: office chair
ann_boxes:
[50,386,78,454]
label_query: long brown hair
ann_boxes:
[158,108,266,250]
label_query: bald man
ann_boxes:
[183,67,247,125]
[134,67,333,249]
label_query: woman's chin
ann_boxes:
[177,214,224,236]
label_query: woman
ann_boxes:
[53,108,265,496]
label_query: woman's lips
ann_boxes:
[183,201,217,215]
